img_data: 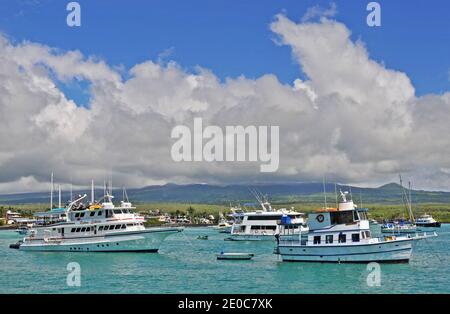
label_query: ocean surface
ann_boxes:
[1,224,449,294]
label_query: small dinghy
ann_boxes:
[216,252,254,260]
[197,235,208,240]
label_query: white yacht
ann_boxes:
[10,183,183,253]
[415,214,441,228]
[227,195,308,241]
[276,191,436,263]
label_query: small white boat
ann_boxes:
[211,213,233,231]
[216,252,254,260]
[416,214,441,228]
[369,219,378,225]
[15,226,29,235]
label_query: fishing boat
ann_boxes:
[276,190,437,263]
[227,190,308,241]
[10,180,183,253]
[415,214,441,228]
[216,252,254,260]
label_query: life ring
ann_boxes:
[316,214,325,223]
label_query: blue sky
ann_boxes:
[0,0,449,99]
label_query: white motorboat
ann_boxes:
[14,226,29,235]
[10,181,182,253]
[415,214,441,228]
[211,212,232,232]
[276,191,437,263]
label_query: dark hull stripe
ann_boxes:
[416,223,441,227]
[21,249,159,253]
[282,259,409,264]
[280,247,410,257]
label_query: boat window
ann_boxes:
[98,226,104,231]
[113,210,122,214]
[353,211,360,221]
[80,213,85,218]
[81,227,86,232]
[75,213,80,218]
[352,233,360,242]
[247,215,281,220]
[86,227,91,232]
[98,211,102,216]
[121,224,126,229]
[76,228,81,232]
[71,228,76,233]
[313,236,321,244]
[90,212,95,217]
[365,231,371,238]
[127,223,134,227]
[115,225,121,229]
[325,235,333,244]
[250,225,277,230]
[330,211,355,225]
[104,225,109,230]
[338,233,346,243]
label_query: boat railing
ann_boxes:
[43,236,63,243]
[278,238,307,246]
[408,231,438,240]
[381,231,438,242]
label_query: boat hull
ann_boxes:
[416,222,441,227]
[217,253,254,260]
[278,239,413,263]
[226,234,275,241]
[17,228,182,253]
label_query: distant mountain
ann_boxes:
[1,182,450,205]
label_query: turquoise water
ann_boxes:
[0,225,449,294]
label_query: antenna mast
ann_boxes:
[50,172,54,210]
[91,179,95,204]
[58,184,61,208]
[322,177,327,210]
[334,182,338,207]
[408,181,415,224]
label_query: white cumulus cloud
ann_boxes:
[0,13,449,193]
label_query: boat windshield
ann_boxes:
[330,211,356,225]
